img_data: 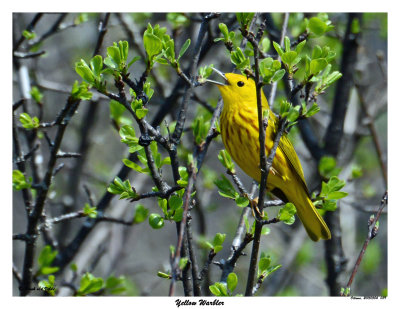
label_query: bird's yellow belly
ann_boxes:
[220,109,288,192]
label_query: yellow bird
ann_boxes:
[208,69,331,241]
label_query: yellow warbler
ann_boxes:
[209,70,331,241]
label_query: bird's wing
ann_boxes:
[277,134,310,196]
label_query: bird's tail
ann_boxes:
[288,187,331,241]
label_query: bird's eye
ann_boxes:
[237,81,244,87]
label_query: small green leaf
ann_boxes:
[143,32,163,60]
[310,58,328,76]
[214,175,238,199]
[273,41,284,58]
[149,213,164,229]
[227,272,238,292]
[305,102,320,117]
[13,170,31,190]
[209,284,221,296]
[75,59,95,84]
[70,81,92,100]
[105,275,127,295]
[19,113,39,130]
[133,204,149,224]
[319,156,341,178]
[169,195,183,210]
[213,233,226,246]
[178,39,191,60]
[77,272,104,296]
[235,196,249,208]
[258,256,271,274]
[218,150,235,172]
[22,30,36,40]
[38,245,59,275]
[83,203,97,219]
[90,55,103,78]
[278,203,297,224]
[30,86,43,103]
[179,257,189,270]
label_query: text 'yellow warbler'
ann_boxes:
[209,70,331,241]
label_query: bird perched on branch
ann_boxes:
[208,68,331,241]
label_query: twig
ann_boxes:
[268,12,289,106]
[341,191,387,295]
[13,13,43,52]
[13,264,23,285]
[169,163,196,296]
[355,83,387,187]
[186,207,202,296]
[13,50,46,59]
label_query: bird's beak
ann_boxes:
[205,67,229,86]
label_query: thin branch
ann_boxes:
[268,13,289,106]
[169,163,196,296]
[355,83,387,187]
[342,191,387,295]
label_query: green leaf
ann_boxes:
[209,284,222,296]
[70,81,92,100]
[123,158,146,174]
[227,273,238,292]
[218,23,229,39]
[83,203,97,219]
[295,40,307,54]
[308,17,331,36]
[144,32,163,60]
[273,41,284,58]
[281,51,300,67]
[258,256,271,274]
[148,213,164,229]
[213,233,226,246]
[310,58,328,76]
[90,55,103,78]
[305,102,320,117]
[178,39,191,60]
[133,205,148,224]
[75,59,95,84]
[218,150,235,172]
[214,175,238,199]
[13,170,31,190]
[77,272,104,296]
[38,245,59,275]
[319,156,341,178]
[30,86,43,103]
[326,191,348,200]
[172,207,184,222]
[177,166,189,187]
[157,271,171,279]
[105,275,127,295]
[271,69,285,82]
[179,257,189,270]
[278,203,297,224]
[169,195,183,210]
[22,30,36,40]
[158,198,168,215]
[235,196,249,208]
[351,164,363,179]
[38,275,56,296]
[284,36,291,52]
[236,13,255,29]
[19,113,39,130]
[167,13,190,29]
